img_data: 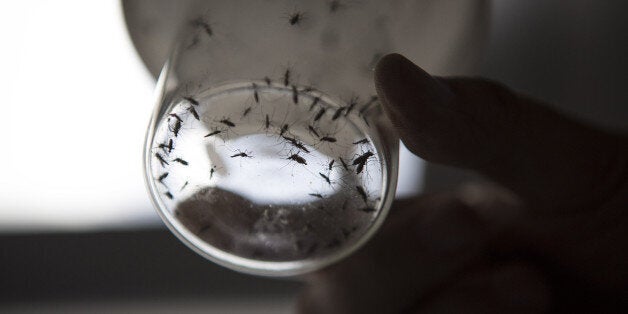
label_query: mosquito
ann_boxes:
[183,96,199,106]
[164,191,174,200]
[283,68,291,86]
[287,153,307,165]
[291,85,299,104]
[339,157,349,171]
[332,107,345,120]
[170,119,182,137]
[219,118,235,127]
[277,124,289,136]
[204,130,222,138]
[209,166,217,179]
[359,206,376,213]
[155,153,169,167]
[242,106,252,117]
[308,125,320,138]
[231,151,253,158]
[356,185,368,203]
[320,136,337,143]
[328,0,345,13]
[314,108,326,121]
[173,158,189,166]
[288,11,305,26]
[252,83,259,103]
[319,172,331,185]
[282,136,310,153]
[157,172,169,183]
[188,106,200,121]
[309,193,323,199]
[168,113,183,122]
[345,96,359,116]
[352,150,374,174]
[158,139,173,153]
[309,97,320,111]
[359,96,378,116]
[190,17,213,37]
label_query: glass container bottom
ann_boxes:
[146,81,389,275]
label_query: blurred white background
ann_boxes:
[0,1,157,231]
[0,0,428,232]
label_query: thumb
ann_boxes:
[375,53,628,212]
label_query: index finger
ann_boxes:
[375,53,628,212]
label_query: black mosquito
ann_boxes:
[359,206,376,213]
[171,119,182,137]
[309,193,323,199]
[157,172,169,183]
[155,153,169,167]
[309,97,320,111]
[252,83,259,103]
[287,153,307,165]
[352,151,374,174]
[209,166,217,179]
[191,17,213,37]
[231,151,252,158]
[339,156,349,171]
[169,113,183,122]
[308,125,320,138]
[314,108,326,121]
[188,106,200,120]
[279,124,289,136]
[356,185,368,203]
[158,139,173,153]
[345,96,359,116]
[320,136,337,143]
[288,12,304,26]
[328,159,335,170]
[329,0,344,13]
[242,107,252,117]
[332,107,345,120]
[180,181,189,191]
[353,138,369,145]
[183,96,200,106]
[204,130,222,137]
[319,172,331,184]
[283,69,291,86]
[219,119,235,127]
[359,96,378,115]
[282,136,310,153]
[291,85,299,104]
[173,158,189,166]
[164,191,174,200]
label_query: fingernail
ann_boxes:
[374,54,454,117]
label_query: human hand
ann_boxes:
[297,54,628,313]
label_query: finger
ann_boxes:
[413,263,550,314]
[297,194,491,314]
[375,53,628,212]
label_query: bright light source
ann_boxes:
[0,0,423,232]
[0,1,157,231]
